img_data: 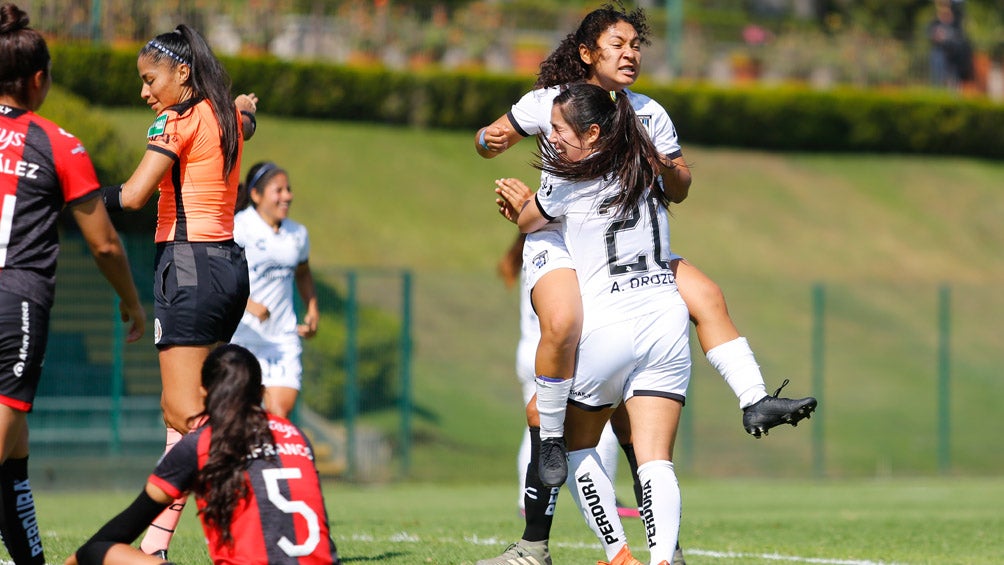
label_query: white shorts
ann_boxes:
[234,338,304,390]
[569,304,692,410]
[522,224,575,293]
[516,336,537,405]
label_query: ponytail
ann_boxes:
[536,84,664,216]
[191,344,271,546]
[140,25,240,179]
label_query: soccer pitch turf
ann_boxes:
[28,476,1003,564]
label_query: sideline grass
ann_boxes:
[34,477,1003,564]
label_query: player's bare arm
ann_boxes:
[119,150,174,210]
[71,198,146,343]
[661,155,691,203]
[475,115,521,158]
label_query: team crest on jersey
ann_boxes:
[637,115,652,134]
[147,114,168,138]
[532,250,549,269]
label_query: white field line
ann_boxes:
[342,533,908,565]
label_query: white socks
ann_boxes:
[637,460,681,564]
[567,448,628,561]
[536,376,573,439]
[706,337,768,408]
[596,422,620,483]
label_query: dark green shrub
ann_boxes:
[50,42,1004,159]
[301,280,401,419]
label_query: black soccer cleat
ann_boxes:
[742,379,817,438]
[538,436,568,487]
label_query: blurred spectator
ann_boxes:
[928,0,973,87]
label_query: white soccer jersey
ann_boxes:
[536,178,691,407]
[231,207,310,345]
[511,85,684,294]
[534,177,681,332]
[507,86,683,160]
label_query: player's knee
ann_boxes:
[161,402,200,433]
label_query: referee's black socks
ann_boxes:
[0,456,44,565]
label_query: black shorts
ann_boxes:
[153,241,249,349]
[0,291,50,412]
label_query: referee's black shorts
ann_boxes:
[0,290,49,412]
[153,240,249,349]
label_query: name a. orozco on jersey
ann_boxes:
[609,271,675,294]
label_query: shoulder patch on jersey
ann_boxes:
[147,114,168,138]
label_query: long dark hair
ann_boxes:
[139,24,240,179]
[191,344,272,546]
[0,3,49,106]
[535,2,650,89]
[235,161,286,212]
[536,83,665,216]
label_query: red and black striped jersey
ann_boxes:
[0,104,101,310]
[149,414,339,565]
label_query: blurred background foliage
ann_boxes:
[20,0,1004,93]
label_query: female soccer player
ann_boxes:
[500,82,691,565]
[478,7,813,564]
[497,233,630,519]
[0,4,146,564]
[231,161,319,419]
[99,24,258,557]
[478,3,814,485]
[66,344,341,565]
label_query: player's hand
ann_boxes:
[297,311,318,339]
[64,553,79,565]
[482,125,511,153]
[120,300,146,343]
[235,92,258,113]
[495,177,532,224]
[245,299,270,322]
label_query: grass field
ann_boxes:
[35,477,1004,564]
[25,108,1000,564]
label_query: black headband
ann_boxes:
[247,162,279,190]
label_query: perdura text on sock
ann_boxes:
[14,480,43,557]
[577,473,620,545]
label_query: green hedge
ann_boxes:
[37,85,140,183]
[50,42,1004,158]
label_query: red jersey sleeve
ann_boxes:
[149,427,205,499]
[51,126,100,204]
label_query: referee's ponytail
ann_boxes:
[140,24,240,180]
